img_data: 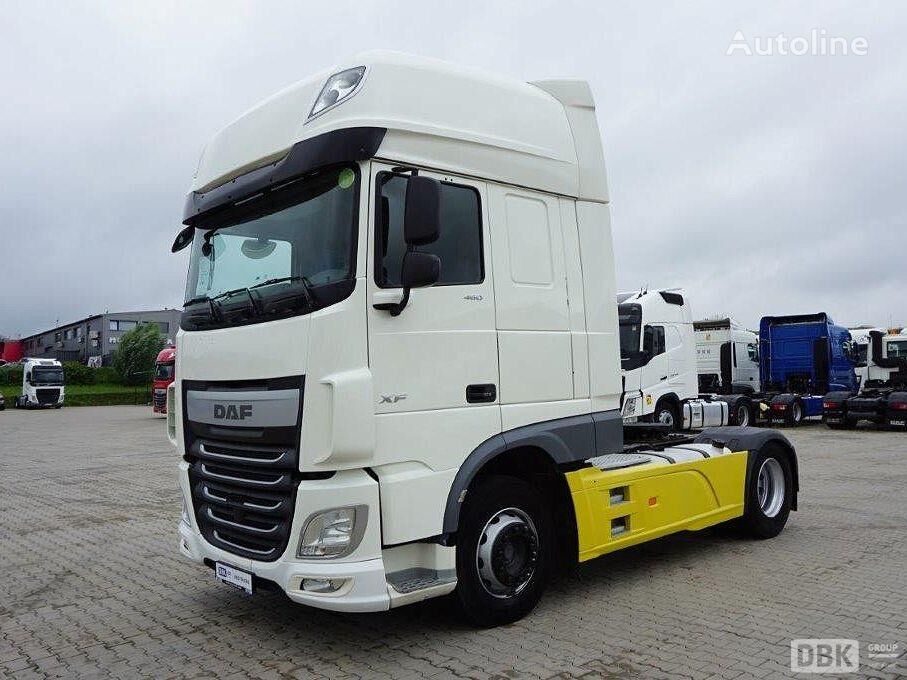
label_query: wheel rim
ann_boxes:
[756,458,785,518]
[792,402,802,422]
[476,507,539,599]
[657,408,674,427]
[737,404,750,427]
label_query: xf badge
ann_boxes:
[379,394,408,404]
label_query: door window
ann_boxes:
[375,173,483,287]
[643,325,666,356]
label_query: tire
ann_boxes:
[734,399,753,427]
[740,444,792,539]
[454,475,552,627]
[785,400,803,426]
[653,399,679,431]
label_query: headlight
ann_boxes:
[622,396,638,417]
[297,505,367,559]
[308,66,366,121]
[181,495,191,527]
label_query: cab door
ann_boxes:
[366,162,500,434]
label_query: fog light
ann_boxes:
[302,578,347,594]
[297,506,367,559]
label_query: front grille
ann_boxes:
[183,375,304,562]
[188,438,299,561]
[153,389,167,409]
[36,388,60,405]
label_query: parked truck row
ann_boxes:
[620,299,906,432]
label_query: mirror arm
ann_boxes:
[373,288,411,317]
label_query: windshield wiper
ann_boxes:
[248,275,316,310]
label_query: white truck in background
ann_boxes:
[16,358,65,408]
[825,330,907,430]
[694,318,760,395]
[617,290,732,430]
[167,51,799,626]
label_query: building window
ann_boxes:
[157,322,169,333]
[109,320,137,332]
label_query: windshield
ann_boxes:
[183,165,359,328]
[618,303,642,358]
[887,340,907,358]
[154,363,175,381]
[32,367,64,385]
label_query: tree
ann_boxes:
[112,323,165,385]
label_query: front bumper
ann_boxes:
[178,462,392,612]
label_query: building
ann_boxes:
[20,309,181,365]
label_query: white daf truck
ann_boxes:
[16,358,65,409]
[168,51,799,626]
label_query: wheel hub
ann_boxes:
[476,508,539,598]
[756,458,786,517]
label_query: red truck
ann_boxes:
[152,347,176,415]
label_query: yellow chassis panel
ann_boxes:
[566,451,748,562]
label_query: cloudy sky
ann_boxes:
[1,0,904,337]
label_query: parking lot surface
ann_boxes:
[1,406,905,679]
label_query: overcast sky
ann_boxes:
[1,0,904,337]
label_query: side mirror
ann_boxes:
[171,225,195,253]
[25,371,32,385]
[404,176,441,245]
[402,252,440,288]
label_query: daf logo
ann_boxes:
[379,394,407,404]
[213,403,253,420]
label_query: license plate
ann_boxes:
[826,417,841,423]
[891,419,906,426]
[215,562,253,594]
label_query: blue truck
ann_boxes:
[754,313,859,425]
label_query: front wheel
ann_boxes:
[740,444,792,539]
[653,399,679,431]
[454,475,552,627]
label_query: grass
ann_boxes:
[0,383,152,407]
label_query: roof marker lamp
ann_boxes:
[308,66,366,121]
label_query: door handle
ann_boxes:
[466,384,496,403]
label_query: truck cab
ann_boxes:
[617,290,731,429]
[758,313,858,425]
[168,52,798,625]
[17,358,65,409]
[694,318,760,394]
[152,347,176,415]
[825,330,907,430]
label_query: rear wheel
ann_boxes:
[734,400,753,427]
[740,444,792,539]
[454,475,552,627]
[786,400,803,426]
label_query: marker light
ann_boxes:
[308,66,366,121]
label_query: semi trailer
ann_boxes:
[167,51,799,626]
[618,290,731,429]
[824,330,907,430]
[15,358,65,409]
